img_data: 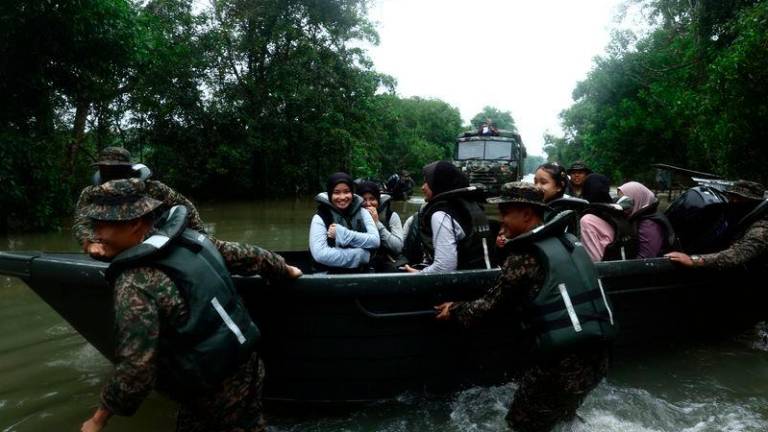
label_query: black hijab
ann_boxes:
[356,181,381,201]
[422,161,468,197]
[582,174,612,204]
[326,172,355,198]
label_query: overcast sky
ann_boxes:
[365,0,630,156]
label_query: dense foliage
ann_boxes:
[546,0,768,185]
[0,0,462,231]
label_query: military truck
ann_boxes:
[453,129,526,194]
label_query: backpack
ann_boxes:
[664,186,730,254]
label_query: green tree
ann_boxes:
[552,0,768,184]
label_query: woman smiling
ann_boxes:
[309,172,380,273]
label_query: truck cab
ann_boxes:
[454,129,526,194]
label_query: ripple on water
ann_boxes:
[44,323,75,337]
[45,342,109,374]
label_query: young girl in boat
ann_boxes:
[309,172,380,273]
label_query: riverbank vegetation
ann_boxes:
[0,0,468,232]
[546,0,768,186]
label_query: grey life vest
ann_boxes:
[583,202,637,261]
[507,210,618,354]
[105,206,260,398]
[419,186,493,270]
[313,192,371,272]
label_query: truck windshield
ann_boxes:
[457,141,484,160]
[486,141,512,160]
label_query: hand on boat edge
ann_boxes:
[434,302,454,320]
[285,265,303,279]
[665,252,694,267]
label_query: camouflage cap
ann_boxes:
[83,178,163,221]
[93,146,133,166]
[567,160,592,174]
[487,182,548,208]
[726,180,766,201]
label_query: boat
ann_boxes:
[1,249,765,404]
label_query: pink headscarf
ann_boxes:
[618,181,657,217]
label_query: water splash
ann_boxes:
[736,321,768,352]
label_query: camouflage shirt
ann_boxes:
[100,236,288,417]
[699,218,768,270]
[452,249,545,328]
[73,180,206,246]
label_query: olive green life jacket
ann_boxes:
[106,206,260,398]
[508,210,618,354]
[419,186,493,270]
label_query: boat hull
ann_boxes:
[1,251,765,403]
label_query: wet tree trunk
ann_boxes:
[67,98,90,175]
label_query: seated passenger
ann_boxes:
[667,180,767,269]
[405,161,492,273]
[565,161,592,198]
[617,181,677,258]
[534,162,568,202]
[309,172,380,273]
[357,181,404,271]
[535,162,588,234]
[579,174,635,261]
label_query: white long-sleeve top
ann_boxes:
[377,212,404,255]
[309,210,380,269]
[421,211,465,273]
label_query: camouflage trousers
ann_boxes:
[175,352,267,432]
[506,346,611,432]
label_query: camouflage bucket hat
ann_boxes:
[92,146,133,166]
[83,178,163,221]
[726,180,766,201]
[487,182,549,209]
[567,160,592,174]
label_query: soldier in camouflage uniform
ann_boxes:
[73,147,207,253]
[79,179,302,432]
[667,180,767,269]
[435,182,612,432]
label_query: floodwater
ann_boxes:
[2,198,768,432]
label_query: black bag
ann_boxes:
[664,186,729,254]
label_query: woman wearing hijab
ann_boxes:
[357,181,404,271]
[579,174,636,261]
[405,161,492,273]
[618,181,676,258]
[309,172,380,273]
